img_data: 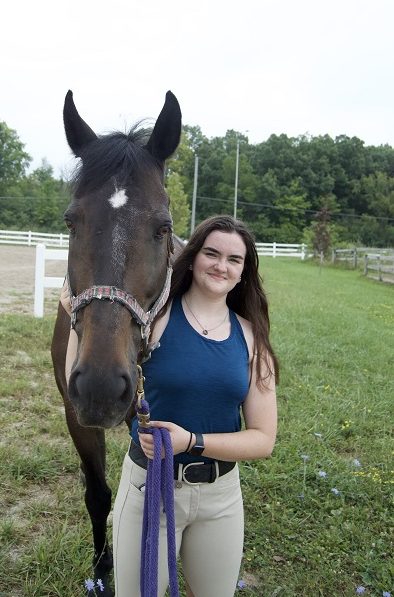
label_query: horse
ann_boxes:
[51,90,182,595]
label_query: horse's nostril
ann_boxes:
[120,373,132,402]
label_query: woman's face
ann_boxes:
[191,230,246,297]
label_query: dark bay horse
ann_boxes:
[51,90,182,595]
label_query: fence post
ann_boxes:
[378,255,382,281]
[34,244,45,317]
[353,247,357,269]
[364,254,368,275]
[28,230,32,246]
[301,243,305,260]
[273,242,276,258]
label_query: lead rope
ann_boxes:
[136,365,179,597]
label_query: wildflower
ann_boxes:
[331,488,340,496]
[301,454,309,461]
[96,579,105,592]
[237,579,247,589]
[356,587,366,594]
[298,493,305,500]
[353,459,362,467]
[84,579,96,591]
[318,471,327,478]
[314,433,322,438]
[382,592,391,597]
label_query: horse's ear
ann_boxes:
[146,91,182,163]
[63,90,97,157]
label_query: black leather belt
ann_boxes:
[128,441,235,484]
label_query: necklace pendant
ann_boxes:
[202,329,208,335]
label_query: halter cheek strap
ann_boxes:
[67,264,172,357]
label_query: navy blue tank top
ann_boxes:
[130,296,250,464]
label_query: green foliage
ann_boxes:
[165,171,190,238]
[0,159,70,231]
[0,121,31,195]
[1,116,394,247]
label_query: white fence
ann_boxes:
[34,244,68,317]
[256,242,307,259]
[0,229,69,247]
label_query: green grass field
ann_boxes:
[0,259,393,596]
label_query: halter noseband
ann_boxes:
[67,263,172,359]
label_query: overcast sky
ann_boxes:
[2,0,394,176]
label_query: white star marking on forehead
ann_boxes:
[109,188,128,209]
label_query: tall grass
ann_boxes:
[0,260,392,596]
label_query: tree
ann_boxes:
[166,172,190,238]
[0,160,70,231]
[0,122,31,195]
[310,206,332,257]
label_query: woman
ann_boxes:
[63,215,278,597]
[113,215,278,597]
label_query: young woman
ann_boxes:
[112,215,278,597]
[63,215,278,597]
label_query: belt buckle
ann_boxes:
[182,461,219,485]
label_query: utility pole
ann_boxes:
[191,154,199,233]
[233,139,240,219]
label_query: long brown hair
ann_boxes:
[167,215,279,387]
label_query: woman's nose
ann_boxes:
[214,259,226,271]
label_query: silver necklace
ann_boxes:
[183,295,229,336]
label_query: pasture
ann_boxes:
[0,248,393,596]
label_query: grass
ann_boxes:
[0,259,393,596]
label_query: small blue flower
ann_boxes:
[318,471,327,478]
[331,487,340,496]
[96,579,105,592]
[382,592,391,597]
[301,454,310,461]
[298,493,305,500]
[356,586,366,594]
[353,458,362,467]
[237,579,247,589]
[84,579,95,591]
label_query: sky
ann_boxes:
[2,0,394,176]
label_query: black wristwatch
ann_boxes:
[189,432,205,456]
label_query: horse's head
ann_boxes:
[63,90,181,428]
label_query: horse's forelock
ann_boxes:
[71,124,156,196]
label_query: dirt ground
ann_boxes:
[0,245,67,315]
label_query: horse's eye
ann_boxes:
[64,218,75,235]
[155,225,171,240]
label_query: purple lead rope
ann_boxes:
[138,397,179,597]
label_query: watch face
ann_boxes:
[190,433,204,455]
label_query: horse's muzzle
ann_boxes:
[68,364,134,428]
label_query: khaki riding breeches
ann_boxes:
[113,453,244,597]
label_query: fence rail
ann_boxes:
[255,242,307,259]
[0,229,69,247]
[364,253,394,284]
[332,246,394,269]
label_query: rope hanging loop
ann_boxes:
[136,365,179,597]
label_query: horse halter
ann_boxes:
[67,237,173,360]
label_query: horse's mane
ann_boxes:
[71,124,156,196]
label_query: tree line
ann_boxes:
[1,120,394,248]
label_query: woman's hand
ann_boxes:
[138,421,191,459]
[60,279,72,317]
